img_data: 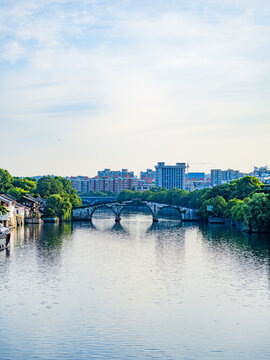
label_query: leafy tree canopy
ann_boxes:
[0,169,12,193]
[231,176,262,199]
[244,193,270,231]
[200,195,227,219]
[35,176,82,209]
[0,204,7,215]
[7,187,28,202]
[45,194,72,220]
[35,177,64,198]
[12,177,37,192]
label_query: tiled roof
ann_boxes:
[1,194,17,202]
[23,195,40,203]
[0,195,10,204]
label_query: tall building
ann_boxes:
[211,168,240,187]
[211,169,222,186]
[221,169,239,182]
[70,176,90,193]
[155,162,186,190]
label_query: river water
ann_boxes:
[0,213,270,360]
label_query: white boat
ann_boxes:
[0,224,10,250]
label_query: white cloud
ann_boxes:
[0,0,270,175]
[1,41,25,63]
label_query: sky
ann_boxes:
[0,0,270,177]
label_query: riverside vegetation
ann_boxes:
[0,169,82,220]
[1,169,269,232]
[116,176,270,233]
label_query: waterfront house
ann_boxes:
[36,197,46,212]
[0,194,30,227]
[0,195,10,227]
[23,195,42,212]
[0,195,17,228]
[22,195,43,223]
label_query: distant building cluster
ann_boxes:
[185,172,211,191]
[70,162,186,194]
[210,169,241,187]
[70,173,138,194]
[253,166,270,184]
[69,163,270,194]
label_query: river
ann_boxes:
[0,213,270,359]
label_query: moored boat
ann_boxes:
[0,224,11,250]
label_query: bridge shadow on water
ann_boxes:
[90,221,127,234]
[73,217,186,235]
[146,220,182,233]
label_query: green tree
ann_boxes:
[0,169,12,193]
[231,176,262,199]
[11,177,37,192]
[36,177,64,198]
[0,205,7,215]
[35,176,81,209]
[200,195,227,219]
[7,187,28,202]
[182,188,208,209]
[118,190,137,202]
[45,194,72,220]
[68,192,82,208]
[224,198,239,218]
[230,199,249,223]
[55,177,73,194]
[244,193,270,232]
[203,183,235,202]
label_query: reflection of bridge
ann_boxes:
[72,200,200,223]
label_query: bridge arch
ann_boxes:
[156,205,183,220]
[90,204,117,222]
[118,201,154,218]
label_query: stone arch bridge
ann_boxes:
[72,200,200,223]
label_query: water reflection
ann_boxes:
[0,215,270,360]
[72,220,127,234]
[201,223,270,262]
[0,247,10,260]
[147,220,182,232]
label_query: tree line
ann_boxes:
[0,169,82,220]
[117,176,270,233]
[1,168,269,231]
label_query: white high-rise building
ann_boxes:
[155,162,186,190]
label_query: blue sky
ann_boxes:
[0,0,270,176]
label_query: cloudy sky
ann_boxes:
[0,0,269,177]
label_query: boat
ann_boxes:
[0,224,11,250]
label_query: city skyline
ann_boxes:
[5,162,269,179]
[1,0,270,176]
